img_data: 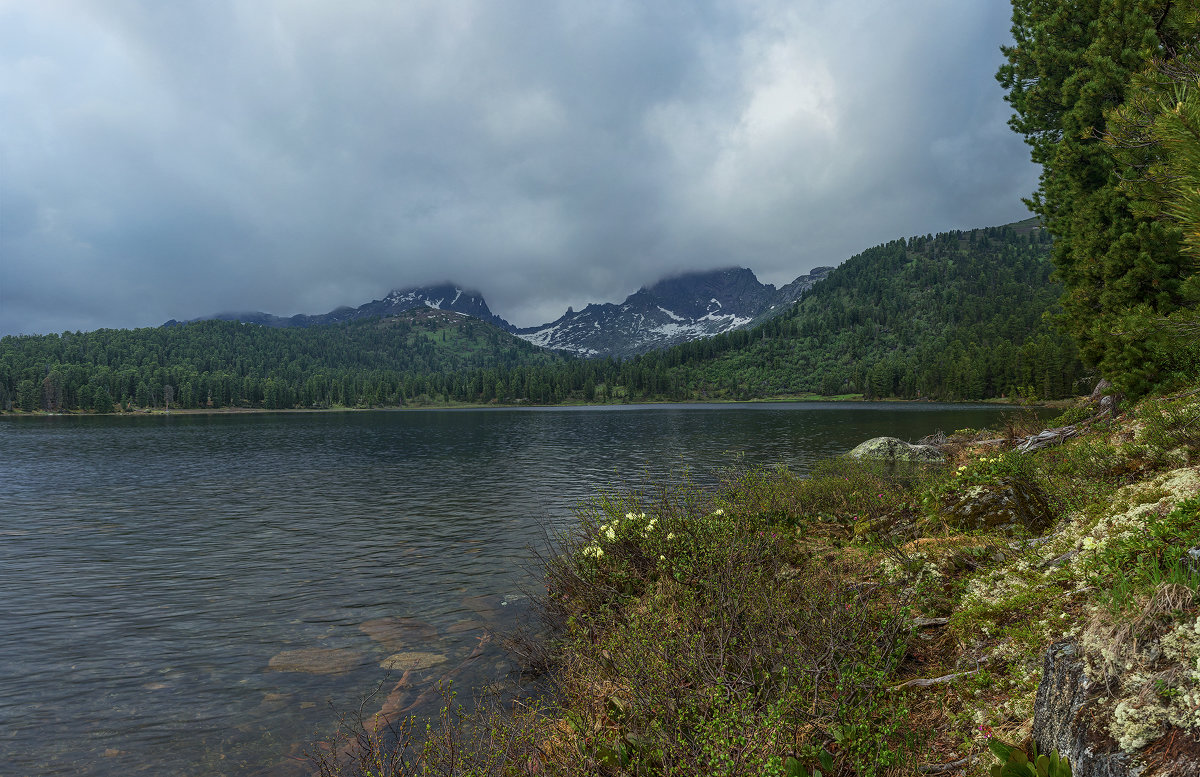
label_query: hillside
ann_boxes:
[0,308,559,411]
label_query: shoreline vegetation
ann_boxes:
[307,383,1200,776]
[0,393,1072,418]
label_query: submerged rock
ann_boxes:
[379,651,448,671]
[847,436,943,462]
[942,477,1054,535]
[267,648,363,675]
[359,617,438,651]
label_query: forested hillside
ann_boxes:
[639,221,1083,401]
[0,308,558,411]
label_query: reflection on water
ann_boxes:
[0,403,1020,775]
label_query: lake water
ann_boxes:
[0,403,1024,776]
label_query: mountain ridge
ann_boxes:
[172,266,834,358]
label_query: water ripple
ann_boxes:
[0,403,1013,775]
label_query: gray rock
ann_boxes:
[943,477,1055,535]
[1033,642,1144,777]
[847,436,944,462]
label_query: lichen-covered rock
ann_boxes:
[1034,634,1200,776]
[847,436,943,462]
[942,477,1055,535]
[1033,642,1144,777]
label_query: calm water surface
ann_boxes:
[0,403,1020,776]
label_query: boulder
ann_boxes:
[847,436,944,462]
[942,477,1054,535]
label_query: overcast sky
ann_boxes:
[0,1,1037,336]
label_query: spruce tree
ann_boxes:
[997,0,1193,394]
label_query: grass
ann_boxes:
[308,384,1200,776]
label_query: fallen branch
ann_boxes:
[912,617,949,628]
[389,632,494,721]
[918,756,972,773]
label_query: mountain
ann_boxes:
[175,268,834,359]
[170,283,515,332]
[514,266,832,357]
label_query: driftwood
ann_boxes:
[335,632,495,763]
[1016,425,1078,454]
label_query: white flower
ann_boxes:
[713,509,725,516]
[659,555,666,561]
[604,526,616,541]
[666,533,675,540]
[583,545,603,558]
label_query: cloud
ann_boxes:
[0,0,1036,335]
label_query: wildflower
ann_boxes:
[583,545,603,559]
[659,555,666,561]
[713,508,725,516]
[666,533,675,541]
[604,526,616,541]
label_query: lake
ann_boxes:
[0,403,1025,776]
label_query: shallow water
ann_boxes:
[0,403,1021,775]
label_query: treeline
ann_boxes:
[0,310,561,412]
